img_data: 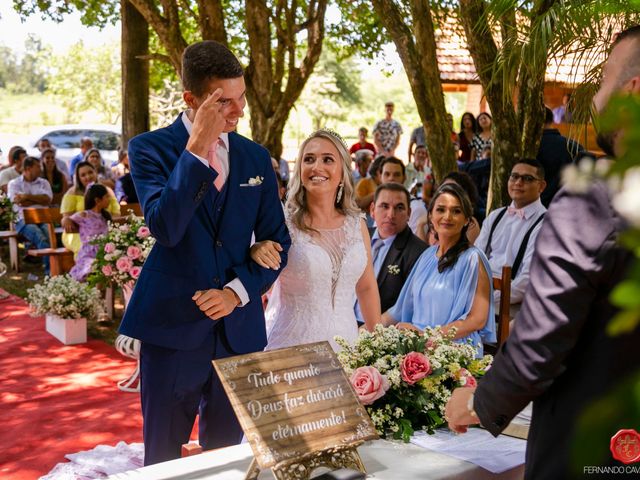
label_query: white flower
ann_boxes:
[612,167,640,227]
[248,176,263,185]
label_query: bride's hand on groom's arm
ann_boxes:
[192,288,241,320]
[250,240,283,270]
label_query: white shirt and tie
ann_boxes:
[354,230,396,323]
[181,112,249,306]
[475,198,547,307]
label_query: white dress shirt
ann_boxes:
[181,111,249,307]
[7,176,53,222]
[475,198,546,306]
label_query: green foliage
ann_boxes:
[45,41,121,123]
[12,0,120,28]
[0,34,50,94]
[295,50,362,130]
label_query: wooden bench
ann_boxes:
[22,207,74,276]
[485,265,512,355]
[119,203,143,217]
[0,224,20,272]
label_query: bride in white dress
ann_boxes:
[251,129,381,351]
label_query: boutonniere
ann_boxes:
[241,175,264,187]
[387,264,400,275]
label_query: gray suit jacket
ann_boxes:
[474,182,638,479]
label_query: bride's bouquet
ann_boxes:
[336,325,492,442]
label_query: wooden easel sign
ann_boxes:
[213,341,378,479]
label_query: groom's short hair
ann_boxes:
[182,41,244,96]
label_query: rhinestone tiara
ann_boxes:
[309,128,348,150]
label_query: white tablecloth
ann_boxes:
[108,439,524,480]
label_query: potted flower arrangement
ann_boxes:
[337,325,492,442]
[27,274,105,345]
[0,191,17,230]
[88,214,155,303]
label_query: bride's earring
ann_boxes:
[336,182,344,204]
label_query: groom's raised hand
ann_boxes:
[193,287,241,320]
[185,87,227,159]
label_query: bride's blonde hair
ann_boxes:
[286,129,360,233]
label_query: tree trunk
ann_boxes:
[459,0,520,210]
[121,0,150,148]
[244,0,327,159]
[371,0,457,182]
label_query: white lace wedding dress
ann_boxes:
[265,212,366,351]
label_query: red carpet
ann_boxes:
[0,291,143,479]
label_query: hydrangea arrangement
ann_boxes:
[27,274,105,321]
[88,214,155,288]
[0,191,17,230]
[336,325,492,442]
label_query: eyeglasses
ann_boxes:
[509,173,540,184]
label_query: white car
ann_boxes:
[23,124,122,168]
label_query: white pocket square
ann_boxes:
[240,176,264,187]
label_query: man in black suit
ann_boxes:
[536,107,584,207]
[356,183,427,322]
[445,26,640,479]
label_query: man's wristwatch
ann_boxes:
[467,392,478,418]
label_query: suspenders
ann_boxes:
[484,207,545,279]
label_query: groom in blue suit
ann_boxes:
[119,41,290,465]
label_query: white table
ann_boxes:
[109,439,524,480]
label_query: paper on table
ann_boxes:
[410,428,526,474]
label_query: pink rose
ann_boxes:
[130,266,142,279]
[137,226,150,239]
[127,246,142,260]
[350,366,389,405]
[401,352,432,385]
[104,242,116,253]
[457,368,477,388]
[116,256,133,273]
[102,265,113,276]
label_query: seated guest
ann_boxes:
[380,156,406,185]
[69,137,94,176]
[404,144,432,194]
[0,147,26,193]
[537,107,584,207]
[355,155,385,213]
[349,127,376,156]
[111,147,130,180]
[475,159,547,320]
[352,149,373,185]
[36,138,71,183]
[355,183,427,322]
[7,157,52,275]
[69,184,111,282]
[84,148,115,189]
[41,148,69,205]
[408,172,435,234]
[61,161,120,254]
[414,171,481,244]
[382,183,496,356]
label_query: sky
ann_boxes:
[0,2,120,55]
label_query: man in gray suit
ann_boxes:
[445,25,640,479]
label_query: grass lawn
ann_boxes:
[0,242,124,345]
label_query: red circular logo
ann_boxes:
[610,429,640,464]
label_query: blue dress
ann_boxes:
[387,245,496,356]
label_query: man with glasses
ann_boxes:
[475,158,547,320]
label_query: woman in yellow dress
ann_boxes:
[61,161,121,254]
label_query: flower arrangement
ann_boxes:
[27,274,105,321]
[0,192,17,230]
[87,214,155,288]
[336,325,492,442]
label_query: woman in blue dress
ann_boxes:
[381,183,496,355]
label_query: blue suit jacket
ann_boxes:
[119,114,290,353]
